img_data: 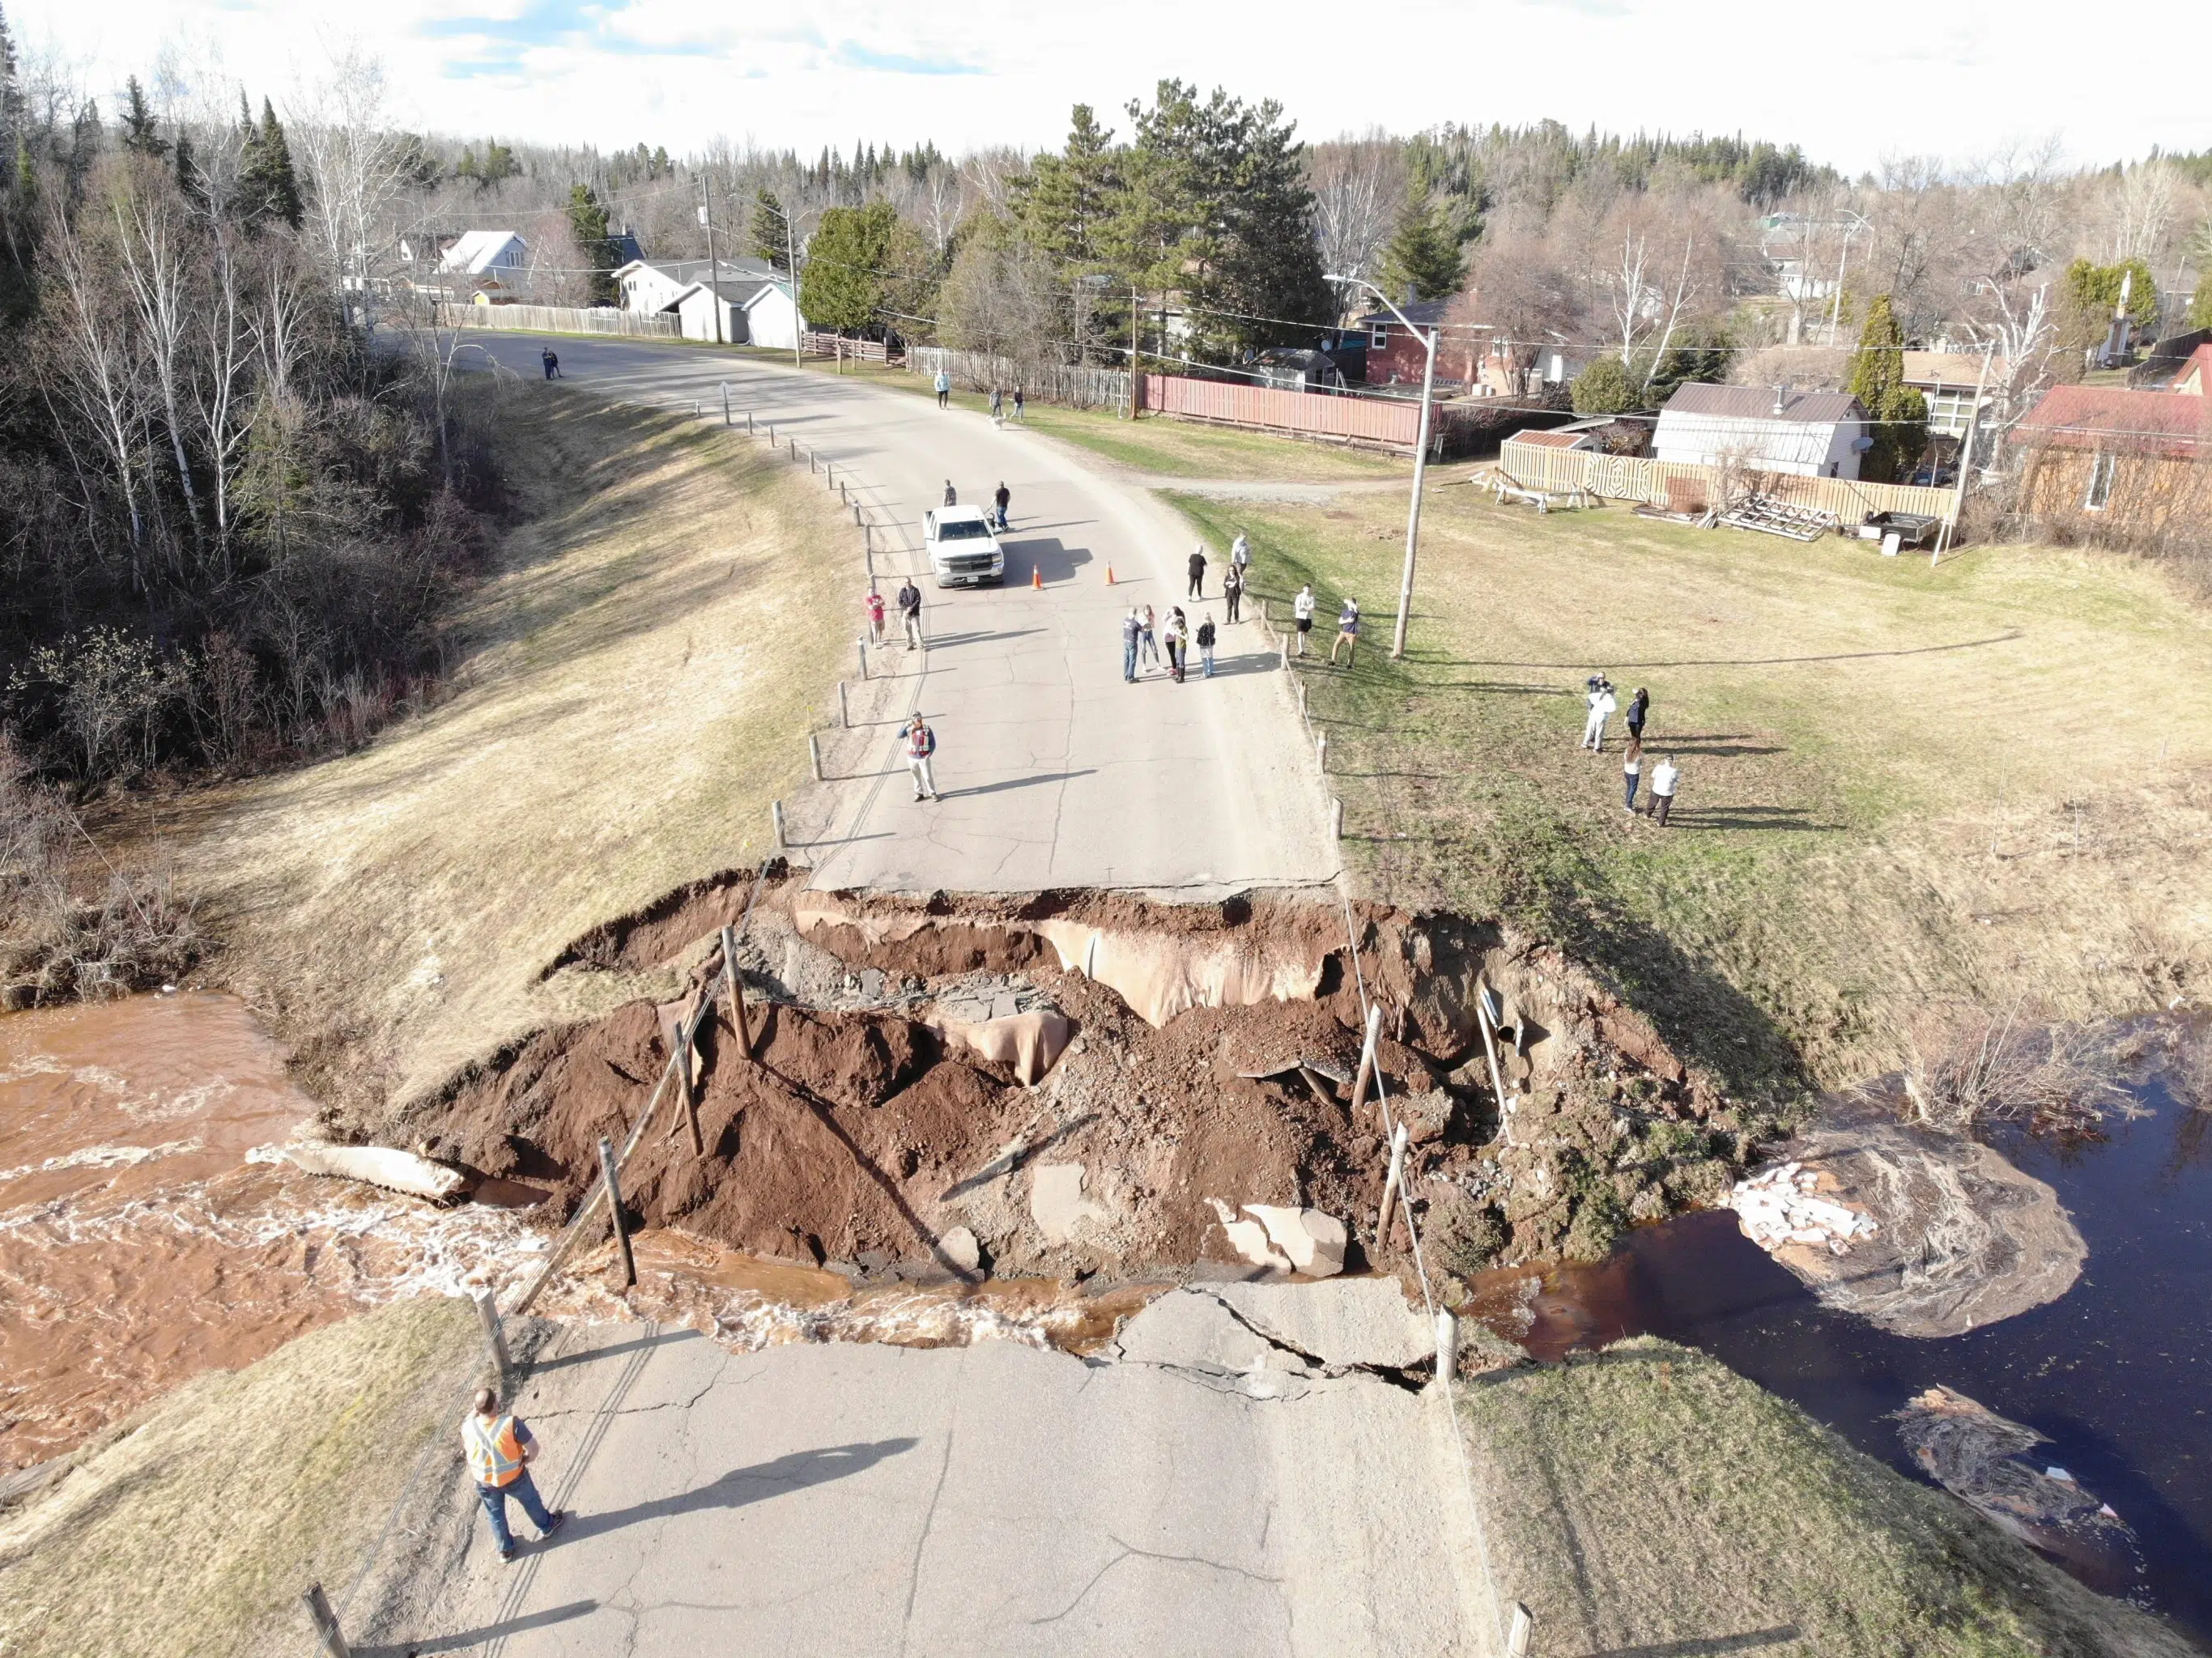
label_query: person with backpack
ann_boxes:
[1330,597,1361,667]
[1648,754,1680,826]
[1196,613,1217,678]
[935,369,951,409]
[1187,545,1207,598]
[905,715,939,801]
[1222,564,1244,624]
[897,578,924,650]
[993,482,1011,530]
[463,1388,567,1562]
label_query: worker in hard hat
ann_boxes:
[463,1386,567,1561]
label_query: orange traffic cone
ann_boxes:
[1104,563,1117,585]
[1032,565,1044,590]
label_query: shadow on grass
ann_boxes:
[1593,1630,1802,1657]
[360,1601,598,1656]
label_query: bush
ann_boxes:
[1572,355,1639,414]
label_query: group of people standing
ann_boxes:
[1121,530,1252,685]
[1289,585,1361,666]
[930,368,1026,424]
[1582,674,1680,825]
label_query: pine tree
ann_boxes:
[1017,104,1119,270]
[119,74,168,159]
[236,93,303,229]
[566,183,619,303]
[751,188,790,270]
[1846,294,1927,483]
[1376,189,1463,304]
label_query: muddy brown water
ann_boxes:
[1461,1055,2212,1643]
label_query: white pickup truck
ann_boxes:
[923,505,1005,588]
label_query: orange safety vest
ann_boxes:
[463,1412,525,1487]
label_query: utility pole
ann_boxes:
[1935,343,1993,563]
[1129,284,1141,421]
[697,176,724,345]
[786,209,802,366]
[1395,329,1438,659]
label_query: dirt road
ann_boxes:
[457,335,1334,896]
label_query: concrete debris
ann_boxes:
[1212,1278,1429,1370]
[278,1141,466,1202]
[1240,1204,1348,1278]
[938,1225,981,1274]
[1029,1163,1108,1245]
[926,1008,1074,1086]
[1727,1161,1879,1256]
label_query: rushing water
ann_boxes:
[1463,1061,2212,1642]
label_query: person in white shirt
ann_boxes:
[1648,755,1680,826]
[1623,738,1644,813]
[1292,585,1316,655]
[1580,676,1617,751]
[1230,532,1251,573]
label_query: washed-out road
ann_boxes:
[457,334,1335,897]
[397,335,1495,1656]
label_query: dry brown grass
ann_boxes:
[1458,1337,2200,1658]
[160,384,851,1125]
[1899,1004,2140,1134]
[1170,487,2212,1099]
[0,1299,482,1658]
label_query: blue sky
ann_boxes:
[17,0,2212,172]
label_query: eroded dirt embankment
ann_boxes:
[397,874,1760,1284]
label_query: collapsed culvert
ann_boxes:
[412,874,1755,1314]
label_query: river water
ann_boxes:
[1462,1059,2212,1643]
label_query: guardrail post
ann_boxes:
[474,1290,513,1381]
[721,383,731,424]
[838,681,849,728]
[1331,797,1344,840]
[857,637,870,682]
[598,1135,636,1290]
[747,410,755,434]
[1317,731,1328,771]
[772,799,789,852]
[302,1584,351,1657]
[720,923,755,1060]
[853,501,862,524]
[1377,1121,1410,1241]
[809,732,824,781]
[1431,1309,1458,1392]
[1506,1604,1534,1658]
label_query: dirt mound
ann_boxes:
[410,877,1750,1285]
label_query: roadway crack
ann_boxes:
[896,1348,963,1655]
[1027,1533,1286,1626]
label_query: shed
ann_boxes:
[666,278,774,343]
[616,256,781,317]
[1653,384,1870,479]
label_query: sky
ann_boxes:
[13,0,2212,175]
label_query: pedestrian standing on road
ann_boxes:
[1197,613,1217,678]
[1623,738,1644,814]
[1121,607,1142,682]
[1139,605,1161,674]
[1330,597,1361,666]
[990,387,1004,422]
[1223,564,1244,623]
[1292,584,1316,655]
[1013,387,1025,423]
[1649,755,1680,827]
[993,482,1011,530]
[465,1388,566,1563]
[1580,675,1617,752]
[865,587,886,645]
[942,480,957,508]
[1626,687,1649,743]
[1188,545,1207,598]
[935,369,951,409]
[898,578,924,650]
[540,347,559,380]
[905,715,940,801]
[1167,607,1189,682]
[1231,531,1251,575]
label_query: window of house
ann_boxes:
[2084,451,2116,512]
[1371,323,1389,351]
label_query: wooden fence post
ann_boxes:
[1331,797,1344,840]
[721,924,754,1060]
[1349,1004,1381,1116]
[301,1584,351,1658]
[1377,1121,1410,1240]
[1431,1308,1458,1392]
[598,1136,636,1290]
[672,1006,704,1158]
[1506,1603,1534,1658]
[721,383,731,425]
[809,733,824,781]
[474,1290,512,1381]
[1317,731,1328,772]
[838,682,849,728]
[857,637,870,682]
[772,799,788,852]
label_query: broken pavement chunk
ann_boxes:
[1241,1204,1348,1278]
[1030,1163,1107,1245]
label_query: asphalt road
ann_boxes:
[456,334,1334,896]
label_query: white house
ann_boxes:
[437,230,527,284]
[1653,385,1870,479]
[660,275,807,348]
[615,256,781,317]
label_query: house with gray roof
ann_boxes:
[1653,384,1871,479]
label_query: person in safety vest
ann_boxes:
[464,1386,567,1561]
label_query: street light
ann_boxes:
[1329,274,1436,660]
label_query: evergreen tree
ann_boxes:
[119,74,167,159]
[800,200,906,334]
[237,94,303,229]
[565,183,619,303]
[1016,104,1119,270]
[1644,324,1731,405]
[1846,294,1927,483]
[751,188,791,270]
[1376,189,1463,304]
[1571,355,1637,414]
[2189,270,2212,332]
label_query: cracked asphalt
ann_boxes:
[372,1305,1494,1657]
[455,335,1336,897]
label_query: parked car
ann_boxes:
[924,505,1005,588]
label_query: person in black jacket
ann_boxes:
[1196,614,1217,678]
[1187,546,1207,598]
[1626,687,1650,742]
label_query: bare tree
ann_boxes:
[289,45,410,327]
[111,170,202,536]
[191,230,256,562]
[1457,207,1580,397]
[42,215,151,558]
[1310,133,1403,310]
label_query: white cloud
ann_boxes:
[13,0,2210,172]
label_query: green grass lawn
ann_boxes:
[1168,484,2212,1103]
[1459,1338,2198,1658]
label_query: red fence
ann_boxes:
[1140,374,1420,449]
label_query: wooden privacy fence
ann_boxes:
[1497,438,1957,525]
[1141,373,1422,449]
[436,303,678,338]
[802,332,893,363]
[907,345,1132,411]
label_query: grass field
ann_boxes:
[1459,1337,2197,1658]
[162,383,851,1122]
[1168,483,2212,1102]
[0,1299,483,1658]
